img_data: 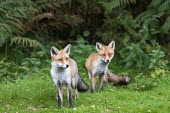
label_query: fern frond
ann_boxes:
[148,0,162,9]
[100,0,136,13]
[158,0,170,12]
[28,13,53,24]
[136,0,170,34]
[120,0,136,6]
[162,16,170,33]
[10,37,44,51]
[135,9,155,25]
[0,23,12,34]
[0,7,6,14]
[0,37,6,47]
[5,20,21,30]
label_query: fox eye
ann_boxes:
[101,54,105,57]
[58,59,62,61]
[109,53,113,56]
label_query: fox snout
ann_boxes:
[57,62,69,68]
[101,58,111,63]
[101,54,113,63]
[62,64,69,68]
[66,64,69,68]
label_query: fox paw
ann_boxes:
[74,94,79,99]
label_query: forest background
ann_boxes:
[0,0,170,112]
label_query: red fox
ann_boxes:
[106,70,131,85]
[86,41,115,93]
[50,44,88,108]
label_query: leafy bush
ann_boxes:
[0,61,29,82]
[0,50,50,82]
[149,49,170,78]
[136,0,170,34]
[119,43,149,70]
[0,0,169,91]
[129,73,158,91]
[71,38,95,74]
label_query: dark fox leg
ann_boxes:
[91,75,96,93]
[99,75,104,91]
[57,83,63,108]
[66,84,74,107]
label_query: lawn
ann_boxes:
[0,72,170,113]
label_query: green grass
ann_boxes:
[0,73,170,113]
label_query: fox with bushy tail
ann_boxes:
[86,41,115,93]
[50,44,88,108]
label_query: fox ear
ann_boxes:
[96,42,103,51]
[64,44,71,54]
[50,46,59,56]
[108,41,115,49]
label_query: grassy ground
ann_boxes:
[0,72,170,113]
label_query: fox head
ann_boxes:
[96,41,115,63]
[50,44,71,68]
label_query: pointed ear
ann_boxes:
[64,44,71,54]
[50,46,59,56]
[96,42,103,51]
[108,41,115,49]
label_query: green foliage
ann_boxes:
[20,51,50,76]
[100,0,136,13]
[118,26,155,70]
[149,49,169,78]
[10,37,44,51]
[119,43,149,69]
[95,7,137,45]
[0,0,35,46]
[0,61,29,82]
[0,0,169,93]
[129,73,158,91]
[71,38,95,73]
[0,50,50,82]
[0,0,84,61]
[136,0,170,33]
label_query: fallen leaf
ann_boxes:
[91,105,95,108]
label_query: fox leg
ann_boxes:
[66,84,74,107]
[99,75,104,91]
[91,75,96,93]
[57,84,63,108]
[88,72,92,81]
[71,77,78,99]
[103,74,108,83]
[74,88,79,99]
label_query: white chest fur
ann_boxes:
[50,67,71,85]
[93,57,109,76]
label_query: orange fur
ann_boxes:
[85,41,115,93]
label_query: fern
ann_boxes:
[158,0,170,12]
[162,16,170,33]
[10,37,44,51]
[136,0,170,33]
[0,0,33,48]
[100,0,136,13]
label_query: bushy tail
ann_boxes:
[77,73,89,92]
[107,70,131,85]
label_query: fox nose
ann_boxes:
[107,60,109,63]
[66,64,69,68]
